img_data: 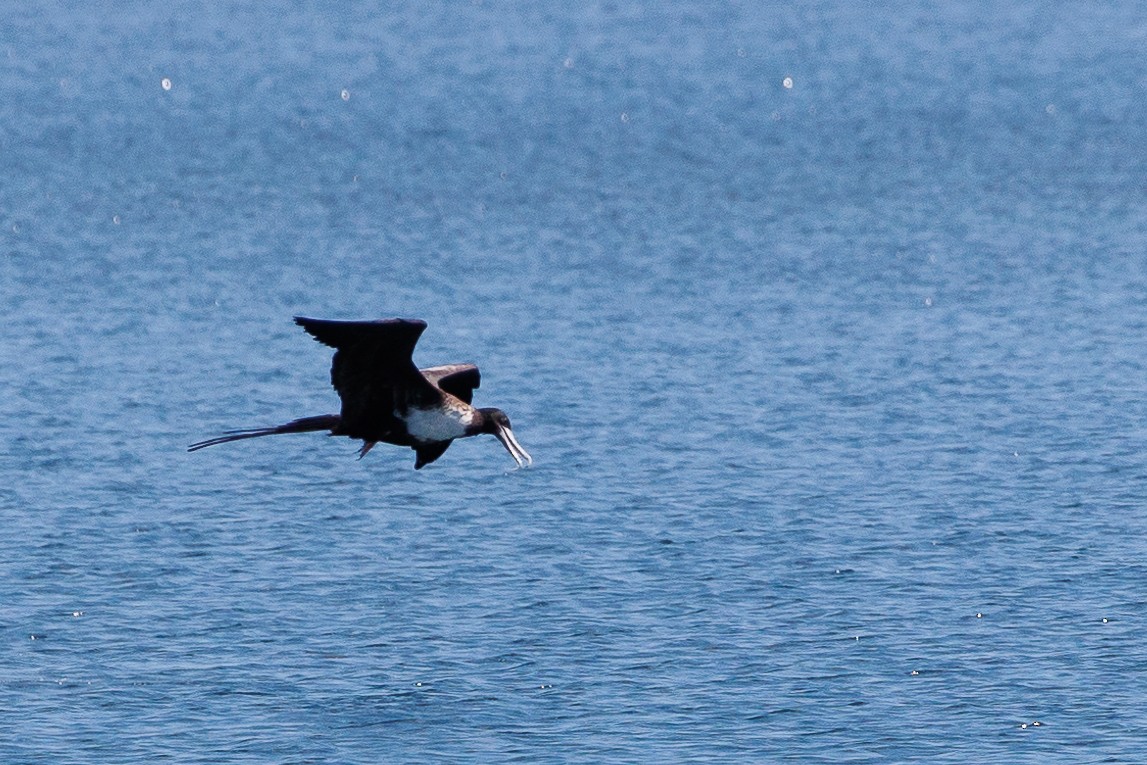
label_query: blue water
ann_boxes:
[4,1,1147,762]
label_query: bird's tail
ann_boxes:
[188,414,341,452]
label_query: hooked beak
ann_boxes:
[494,424,533,468]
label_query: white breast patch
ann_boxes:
[402,405,474,443]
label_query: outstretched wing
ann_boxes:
[414,441,453,469]
[420,364,481,404]
[294,316,438,441]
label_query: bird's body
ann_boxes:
[402,400,475,443]
[188,317,532,469]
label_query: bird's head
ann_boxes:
[477,407,532,468]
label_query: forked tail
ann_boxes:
[187,414,341,452]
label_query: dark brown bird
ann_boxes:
[188,317,532,469]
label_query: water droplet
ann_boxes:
[341,89,350,101]
[782,76,794,89]
[161,77,172,91]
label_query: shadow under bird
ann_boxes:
[188,316,533,469]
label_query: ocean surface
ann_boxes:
[4,2,1147,762]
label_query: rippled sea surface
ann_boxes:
[4,2,1147,762]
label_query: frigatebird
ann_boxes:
[188,317,532,469]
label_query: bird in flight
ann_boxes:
[189,316,532,469]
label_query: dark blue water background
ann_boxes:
[4,2,1147,762]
